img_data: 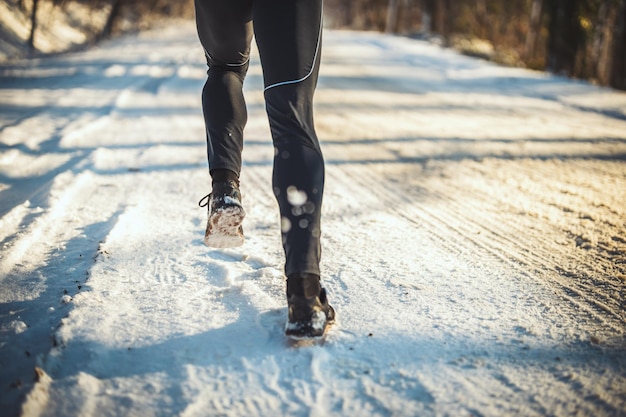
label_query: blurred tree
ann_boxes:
[593,1,615,84]
[611,0,626,89]
[545,0,584,75]
[100,0,123,41]
[27,0,39,52]
[385,0,399,32]
[525,0,543,59]
[426,0,452,36]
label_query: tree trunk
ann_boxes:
[546,0,583,75]
[420,0,432,33]
[611,0,626,89]
[27,0,39,52]
[401,0,412,33]
[525,0,543,59]
[434,0,446,35]
[593,1,615,85]
[335,0,352,28]
[99,0,123,41]
[476,0,488,39]
[426,0,450,36]
[385,0,399,33]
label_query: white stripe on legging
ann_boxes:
[263,3,323,91]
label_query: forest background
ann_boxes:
[1,0,626,91]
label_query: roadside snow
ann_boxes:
[1,23,625,417]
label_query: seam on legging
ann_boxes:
[263,3,323,91]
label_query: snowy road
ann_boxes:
[1,22,626,417]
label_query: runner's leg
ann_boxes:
[253,0,325,279]
[194,0,253,179]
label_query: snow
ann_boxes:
[1,22,626,417]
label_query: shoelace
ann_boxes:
[199,181,240,208]
[198,194,211,208]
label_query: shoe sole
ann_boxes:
[204,205,245,248]
[285,306,335,340]
[286,320,334,342]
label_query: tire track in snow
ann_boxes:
[0,168,128,417]
[332,160,625,338]
[319,137,625,413]
[414,160,626,333]
[0,32,200,221]
[0,34,201,411]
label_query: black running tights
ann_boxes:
[194,0,324,277]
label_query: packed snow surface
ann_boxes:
[1,22,626,417]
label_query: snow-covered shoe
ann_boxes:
[285,288,335,339]
[199,181,245,248]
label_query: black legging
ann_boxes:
[195,0,325,278]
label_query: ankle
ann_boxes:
[287,273,321,298]
[211,169,239,186]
